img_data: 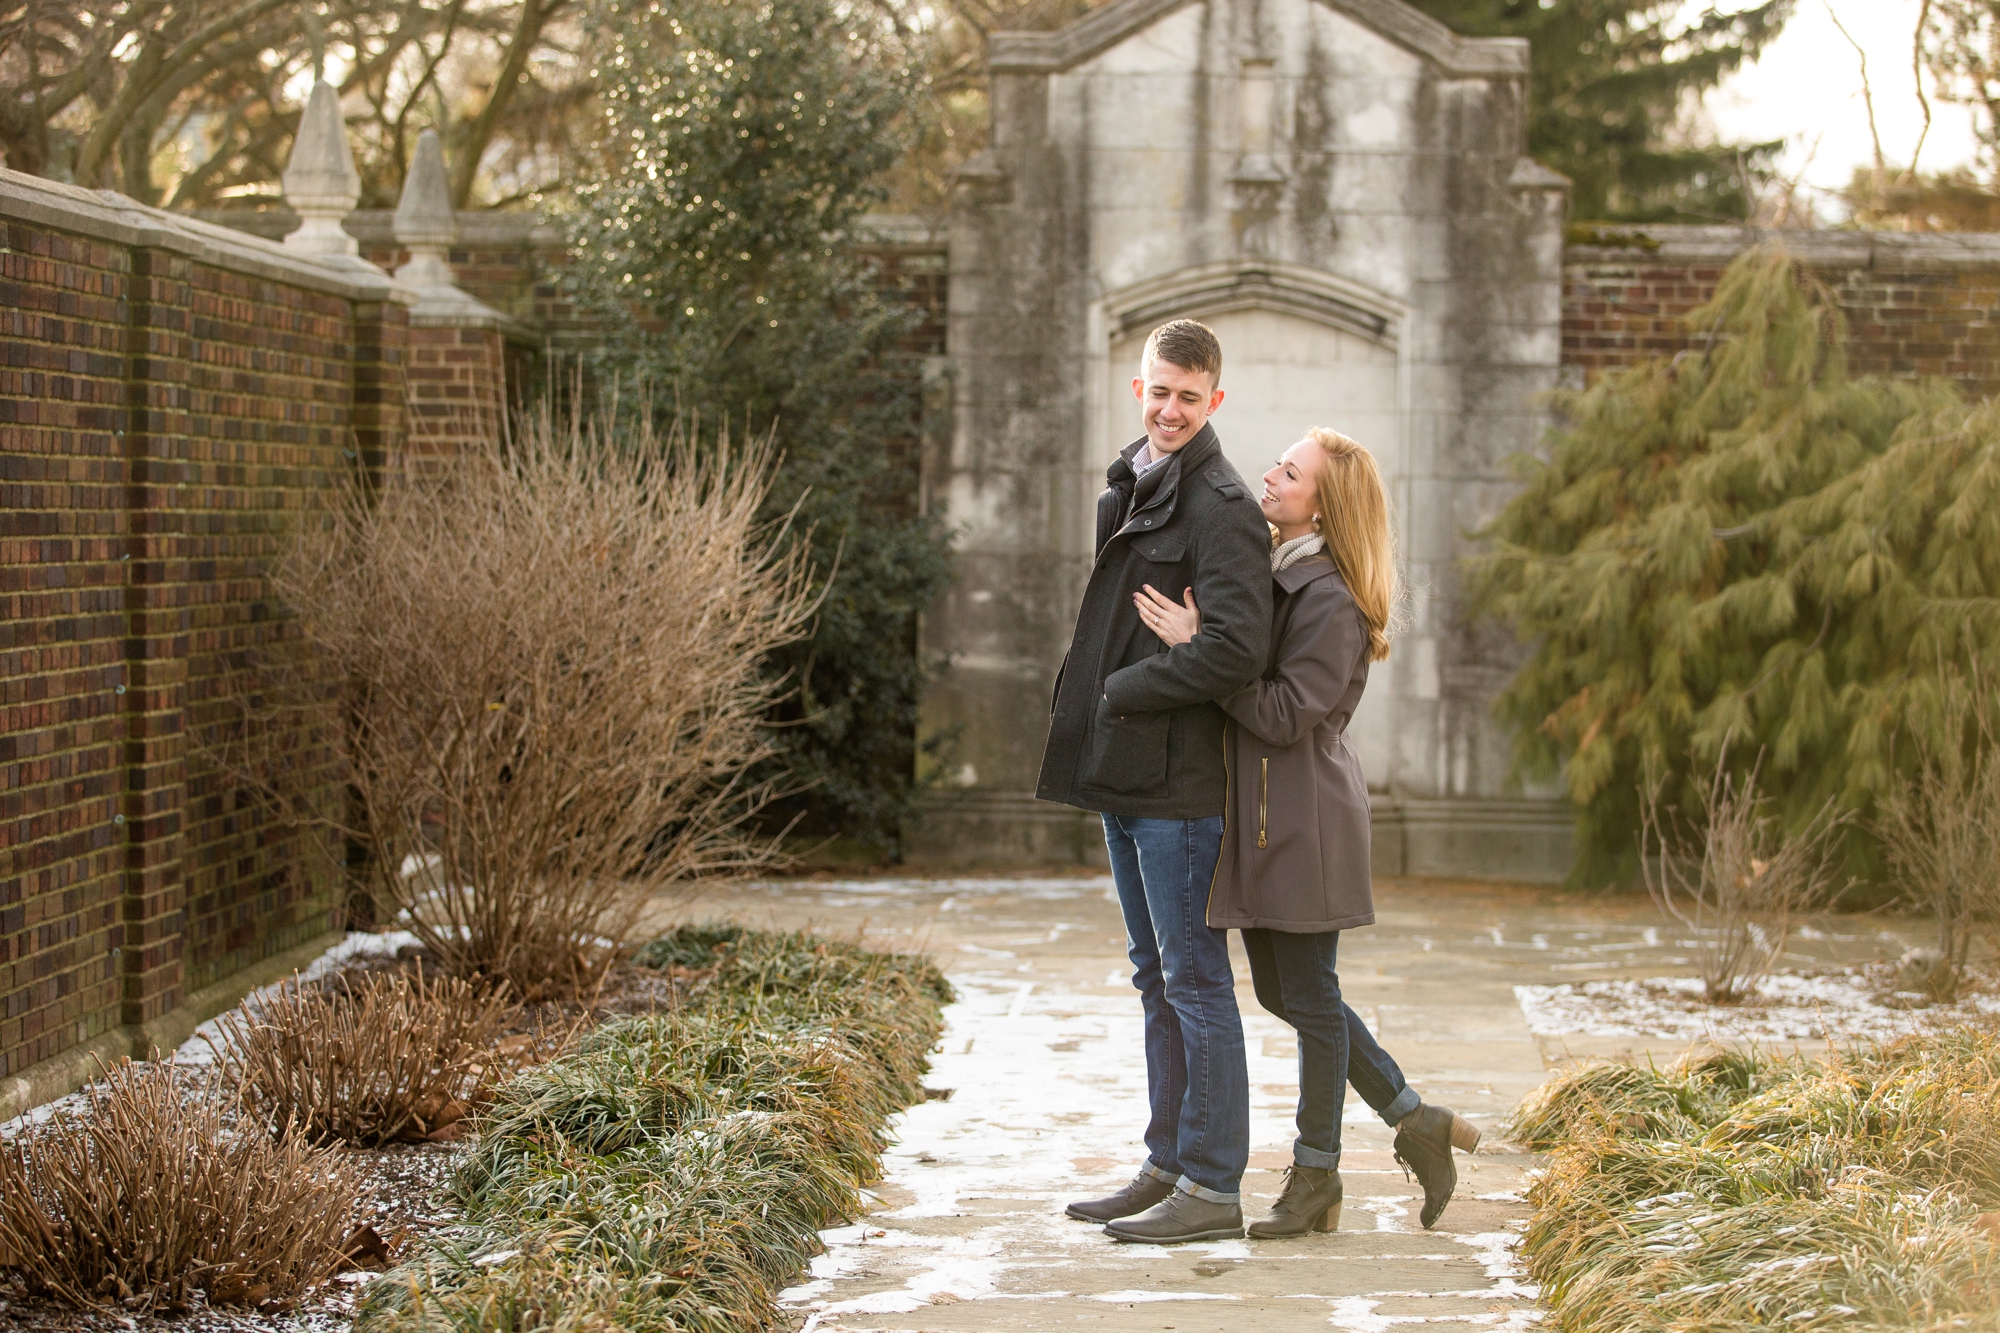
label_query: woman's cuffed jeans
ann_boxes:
[1102,813,1248,1203]
[1242,927,1420,1169]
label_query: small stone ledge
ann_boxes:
[1566,224,2000,271]
[0,927,347,1125]
[0,168,413,303]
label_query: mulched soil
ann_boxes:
[0,954,701,1333]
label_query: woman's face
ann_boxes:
[1260,439,1321,531]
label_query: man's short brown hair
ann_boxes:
[1142,319,1222,386]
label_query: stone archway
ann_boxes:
[1095,262,1407,784]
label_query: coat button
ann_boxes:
[1056,709,1066,718]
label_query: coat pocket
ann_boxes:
[1081,695,1170,795]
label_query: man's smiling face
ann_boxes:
[1131,356,1224,455]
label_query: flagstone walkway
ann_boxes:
[658,874,1922,1333]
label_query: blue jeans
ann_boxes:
[1242,928,1421,1169]
[1103,813,1247,1203]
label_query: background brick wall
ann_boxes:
[1,176,418,1097]
[1564,228,2000,396]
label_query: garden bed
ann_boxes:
[0,924,949,1333]
[1516,961,2000,1042]
[1508,1025,2000,1332]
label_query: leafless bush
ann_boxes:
[1875,668,2000,1002]
[1641,752,1851,1003]
[210,969,531,1145]
[272,407,817,998]
[0,1059,357,1311]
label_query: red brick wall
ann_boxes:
[0,222,128,1076]
[407,323,508,466]
[1563,234,2000,395]
[1,200,411,1085]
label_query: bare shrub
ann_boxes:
[273,408,817,998]
[0,1059,358,1311]
[210,970,526,1145]
[1875,668,2000,1002]
[1640,752,1850,1002]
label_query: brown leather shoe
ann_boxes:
[1066,1170,1174,1223]
[1104,1189,1245,1244]
[1247,1164,1342,1238]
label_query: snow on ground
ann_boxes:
[1515,969,2000,1042]
[778,886,1538,1327]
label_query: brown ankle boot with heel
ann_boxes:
[1247,1164,1343,1238]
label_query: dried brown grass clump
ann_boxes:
[1511,1029,2000,1333]
[0,1059,358,1312]
[210,969,527,1146]
[274,407,817,999]
[1641,750,1850,1002]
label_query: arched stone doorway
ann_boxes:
[1096,264,1407,784]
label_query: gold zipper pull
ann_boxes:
[1258,757,1268,849]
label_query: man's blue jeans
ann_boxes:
[1102,813,1247,1203]
[1242,927,1422,1169]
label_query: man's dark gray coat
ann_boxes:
[1036,424,1273,819]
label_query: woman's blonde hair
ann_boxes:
[1300,428,1395,662]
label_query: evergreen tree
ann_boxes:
[567,0,952,854]
[1406,0,1791,221]
[1473,249,2000,885]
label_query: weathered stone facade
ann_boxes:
[912,0,1575,877]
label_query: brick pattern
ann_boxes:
[2,213,415,1082]
[175,262,357,995]
[407,324,507,467]
[0,221,129,1075]
[1563,258,2000,395]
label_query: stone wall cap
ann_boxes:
[1567,224,2000,270]
[854,213,947,248]
[1508,158,1571,191]
[989,0,1528,76]
[0,167,414,303]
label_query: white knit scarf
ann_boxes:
[1271,531,1325,573]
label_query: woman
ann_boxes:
[1133,428,1479,1237]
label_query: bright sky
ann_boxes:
[1703,0,1986,218]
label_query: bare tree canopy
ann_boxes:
[0,0,591,207]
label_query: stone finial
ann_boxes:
[282,80,360,256]
[394,129,460,292]
[392,128,507,323]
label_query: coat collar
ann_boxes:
[1106,422,1221,488]
[1274,550,1339,594]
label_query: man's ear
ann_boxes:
[1208,387,1225,413]
[1131,376,1145,402]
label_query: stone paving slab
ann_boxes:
[648,874,1930,1333]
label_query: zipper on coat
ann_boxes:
[1257,757,1268,849]
[1205,729,1230,924]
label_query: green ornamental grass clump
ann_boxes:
[358,926,951,1333]
[1511,1029,2000,1332]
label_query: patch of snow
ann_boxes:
[1088,1289,1243,1302]
[1514,969,2000,1041]
[174,931,420,1065]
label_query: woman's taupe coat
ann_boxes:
[1206,552,1376,932]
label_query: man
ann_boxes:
[1036,319,1272,1243]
